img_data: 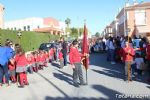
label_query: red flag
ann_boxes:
[82,23,89,70]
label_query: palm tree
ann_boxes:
[65,18,71,27]
[65,18,71,37]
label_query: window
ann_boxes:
[37,26,40,29]
[24,26,26,31]
[135,10,146,25]
[27,26,30,31]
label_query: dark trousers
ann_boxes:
[63,54,67,66]
[73,63,84,84]
[0,64,9,84]
[147,60,150,76]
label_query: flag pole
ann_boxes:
[84,19,88,85]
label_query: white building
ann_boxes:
[5,17,66,35]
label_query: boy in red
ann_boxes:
[146,41,150,83]
[15,45,29,87]
[8,58,16,83]
[122,41,135,81]
[59,49,64,69]
[69,40,87,87]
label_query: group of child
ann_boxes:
[3,44,64,88]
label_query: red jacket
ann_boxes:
[15,54,27,67]
[59,51,63,60]
[122,46,135,61]
[69,47,83,65]
[8,61,15,71]
[146,44,150,60]
[27,56,35,64]
[39,54,46,62]
[49,48,54,57]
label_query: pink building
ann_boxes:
[117,2,150,38]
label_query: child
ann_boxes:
[39,51,46,70]
[44,51,49,67]
[33,51,39,72]
[132,53,144,75]
[8,58,16,83]
[48,48,54,62]
[26,53,33,74]
[15,45,29,87]
[59,49,64,69]
[69,40,87,86]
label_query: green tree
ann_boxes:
[95,32,100,37]
[70,27,78,38]
[65,18,71,34]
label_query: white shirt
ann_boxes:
[109,41,115,50]
[133,58,144,69]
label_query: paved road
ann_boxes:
[0,53,150,100]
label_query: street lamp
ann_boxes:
[17,31,22,44]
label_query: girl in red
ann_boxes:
[33,51,39,72]
[146,41,150,83]
[48,48,54,62]
[15,45,29,87]
[26,53,33,74]
[44,51,49,67]
[122,41,135,81]
[8,58,16,83]
[59,49,64,69]
[39,51,46,70]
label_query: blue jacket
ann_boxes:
[0,46,14,66]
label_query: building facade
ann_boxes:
[5,17,66,35]
[102,2,150,39]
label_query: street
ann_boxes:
[0,53,150,100]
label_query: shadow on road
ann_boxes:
[51,62,60,69]
[92,84,122,100]
[147,86,150,89]
[53,72,73,86]
[36,72,69,98]
[92,69,124,80]
[57,69,72,78]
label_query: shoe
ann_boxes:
[73,83,79,87]
[80,83,87,86]
[0,83,2,87]
[25,83,29,85]
[111,62,116,64]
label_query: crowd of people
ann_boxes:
[0,34,150,89]
[0,37,88,88]
[90,35,150,82]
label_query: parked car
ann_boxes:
[39,43,54,51]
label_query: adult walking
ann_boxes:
[60,37,68,66]
[0,40,14,86]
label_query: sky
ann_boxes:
[0,0,150,35]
